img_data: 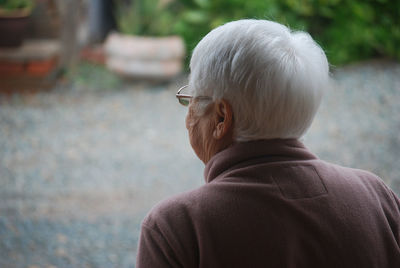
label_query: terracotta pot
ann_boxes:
[104,32,186,80]
[0,9,31,47]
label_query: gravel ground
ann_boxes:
[0,60,399,268]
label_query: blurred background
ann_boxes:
[0,0,399,267]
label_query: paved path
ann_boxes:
[0,60,399,267]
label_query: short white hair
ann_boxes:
[189,19,330,141]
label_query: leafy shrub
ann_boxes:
[168,0,399,65]
[112,0,399,65]
[114,0,177,36]
[0,0,34,11]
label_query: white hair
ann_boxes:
[189,19,330,141]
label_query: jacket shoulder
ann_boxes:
[142,186,206,229]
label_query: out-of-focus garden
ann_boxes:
[0,0,399,267]
[151,0,400,65]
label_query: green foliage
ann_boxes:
[293,0,400,65]
[0,0,34,10]
[114,0,177,36]
[113,0,399,65]
[170,0,400,65]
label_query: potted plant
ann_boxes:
[105,0,185,80]
[0,0,34,47]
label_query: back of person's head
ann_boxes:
[189,19,330,141]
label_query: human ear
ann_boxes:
[213,99,233,140]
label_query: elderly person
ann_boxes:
[136,19,400,267]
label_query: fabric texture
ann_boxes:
[136,139,400,268]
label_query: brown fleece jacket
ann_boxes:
[136,139,400,268]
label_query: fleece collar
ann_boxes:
[204,139,318,183]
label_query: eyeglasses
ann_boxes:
[176,85,212,106]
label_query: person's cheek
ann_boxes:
[185,106,195,130]
[185,113,189,130]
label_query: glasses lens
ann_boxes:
[179,98,190,106]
